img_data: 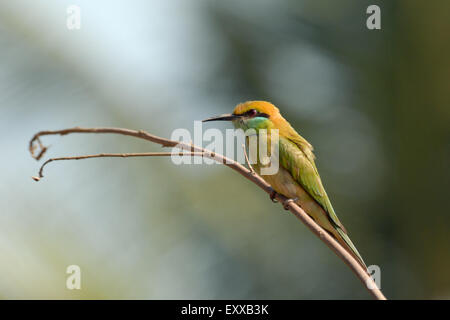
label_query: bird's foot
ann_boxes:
[269,189,278,203]
[283,197,299,210]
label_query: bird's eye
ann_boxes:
[248,109,257,117]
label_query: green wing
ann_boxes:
[278,136,345,231]
[278,132,366,268]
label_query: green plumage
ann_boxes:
[204,100,367,269]
[279,136,366,268]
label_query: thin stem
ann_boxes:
[242,144,256,175]
[32,152,205,181]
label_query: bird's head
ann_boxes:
[203,101,281,132]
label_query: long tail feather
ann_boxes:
[335,227,367,270]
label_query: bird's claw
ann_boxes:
[269,190,278,203]
[283,197,298,210]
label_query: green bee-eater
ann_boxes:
[203,101,367,269]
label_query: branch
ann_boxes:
[31,152,206,181]
[29,127,386,300]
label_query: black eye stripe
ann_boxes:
[232,110,270,118]
[244,109,270,118]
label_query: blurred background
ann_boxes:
[1,0,449,299]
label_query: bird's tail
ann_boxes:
[335,227,367,271]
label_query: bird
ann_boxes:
[203,100,367,269]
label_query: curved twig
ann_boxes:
[31,152,206,181]
[29,127,386,300]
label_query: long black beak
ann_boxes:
[202,113,241,122]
